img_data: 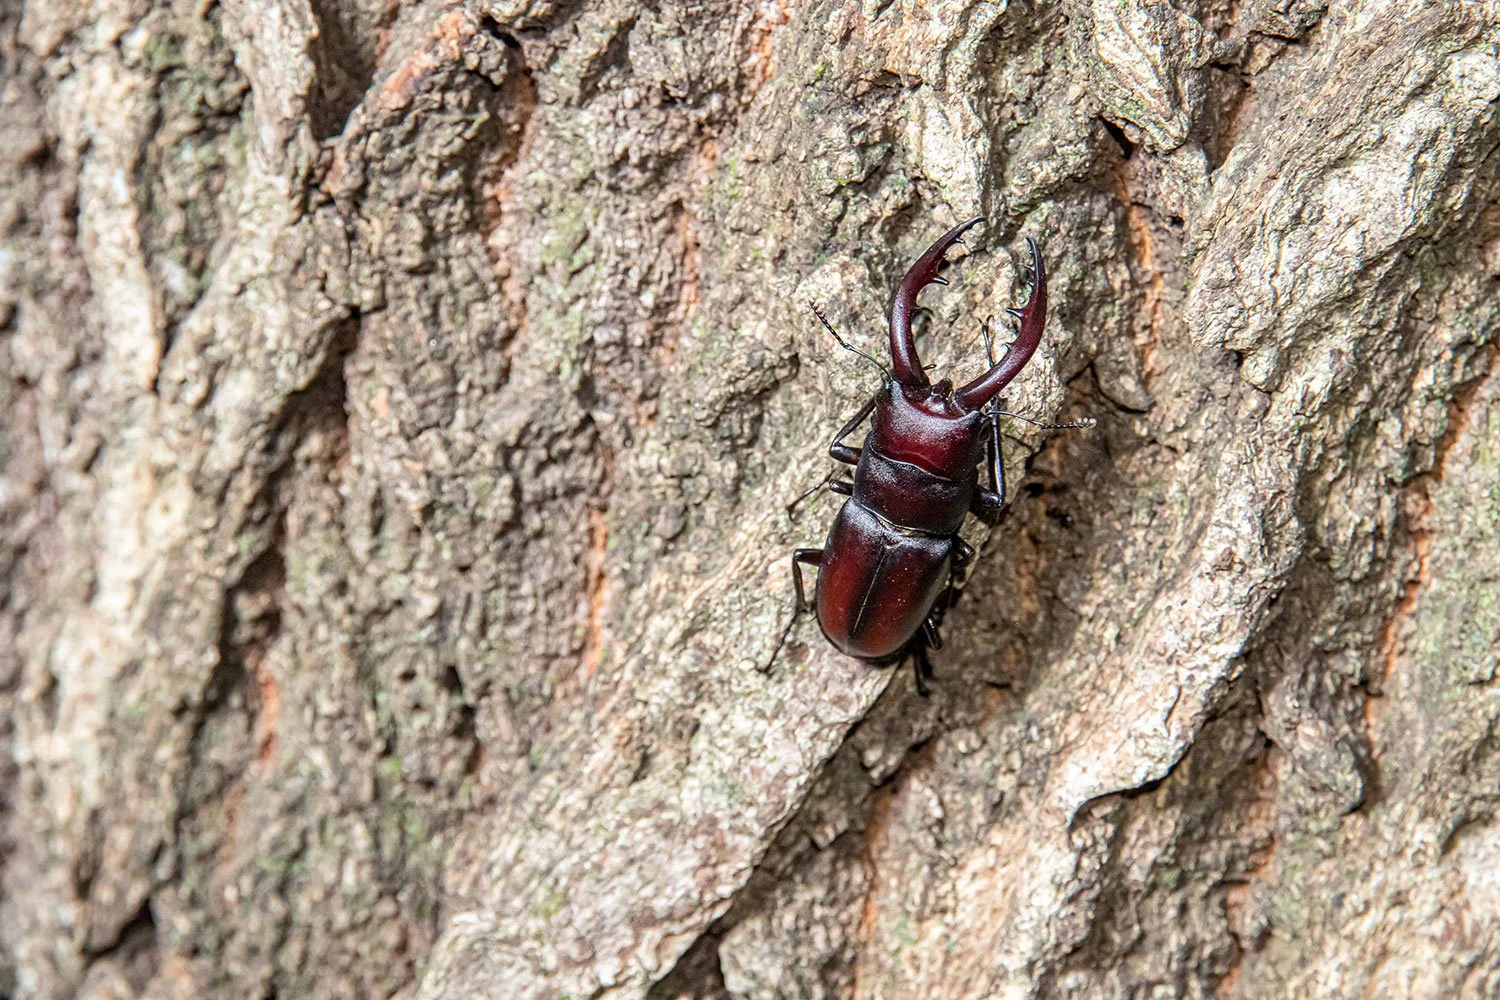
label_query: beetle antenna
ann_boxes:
[980,316,1094,431]
[994,411,1098,431]
[809,301,887,375]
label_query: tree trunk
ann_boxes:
[3,0,1499,997]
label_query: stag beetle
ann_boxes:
[791,218,1058,695]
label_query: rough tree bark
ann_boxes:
[3,0,1499,996]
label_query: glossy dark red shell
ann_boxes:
[813,502,953,661]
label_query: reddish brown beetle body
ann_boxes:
[792,218,1050,692]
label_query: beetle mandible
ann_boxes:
[791,217,1050,695]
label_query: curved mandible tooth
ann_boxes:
[888,216,985,387]
[954,237,1047,411]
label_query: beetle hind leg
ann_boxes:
[911,644,934,698]
[922,616,944,651]
[909,602,952,697]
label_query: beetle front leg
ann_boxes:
[791,548,823,610]
[970,406,1007,525]
[829,395,877,466]
[970,320,1008,525]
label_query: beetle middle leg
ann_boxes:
[791,548,823,611]
[948,537,978,590]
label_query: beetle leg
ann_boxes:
[966,324,1008,525]
[829,395,877,466]
[948,540,975,590]
[987,404,1006,509]
[970,410,1007,525]
[786,467,836,518]
[967,320,1007,524]
[922,616,944,651]
[828,479,854,496]
[791,548,823,610]
[912,644,934,698]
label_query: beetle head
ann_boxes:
[898,378,967,420]
[871,379,987,479]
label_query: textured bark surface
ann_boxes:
[3,0,1500,997]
